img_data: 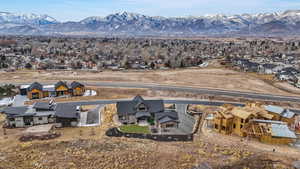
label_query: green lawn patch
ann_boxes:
[119,125,150,134]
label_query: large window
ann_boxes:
[32,92,40,99]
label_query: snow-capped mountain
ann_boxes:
[1,10,300,36]
[0,12,58,25]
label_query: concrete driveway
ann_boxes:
[78,104,105,126]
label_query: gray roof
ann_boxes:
[2,106,55,117]
[155,110,179,124]
[55,81,68,90]
[135,111,151,119]
[43,85,55,92]
[117,96,164,116]
[271,123,297,139]
[251,119,286,124]
[71,81,84,89]
[55,104,79,119]
[34,111,56,117]
[158,116,179,124]
[2,106,29,116]
[264,105,295,118]
[28,82,43,91]
[264,105,284,115]
[262,64,277,69]
[281,109,295,119]
[33,102,55,111]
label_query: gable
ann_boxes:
[56,85,68,91]
[31,88,42,93]
[75,87,82,90]
[136,103,148,111]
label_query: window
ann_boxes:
[166,124,175,128]
[9,118,15,121]
[138,104,147,111]
[215,124,219,129]
[245,119,249,123]
[233,123,236,129]
[241,119,244,123]
[38,117,43,121]
[240,125,243,129]
[32,92,40,99]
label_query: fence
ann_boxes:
[106,128,193,142]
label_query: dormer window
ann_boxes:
[138,103,147,111]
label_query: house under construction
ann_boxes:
[213,102,297,144]
[243,119,297,144]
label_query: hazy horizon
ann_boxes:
[2,0,300,22]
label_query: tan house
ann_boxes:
[213,102,298,144]
[55,81,69,96]
[213,103,273,137]
[26,81,85,100]
[27,82,44,100]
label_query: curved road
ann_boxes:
[2,81,300,102]
[58,99,300,115]
[85,82,300,103]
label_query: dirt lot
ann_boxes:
[25,87,148,105]
[1,124,299,169]
[0,105,300,169]
[0,68,297,96]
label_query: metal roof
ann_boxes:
[251,119,286,124]
[281,109,295,119]
[264,105,295,118]
[264,105,284,115]
[271,123,297,139]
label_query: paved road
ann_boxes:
[57,99,300,115]
[3,81,300,103]
[84,81,300,103]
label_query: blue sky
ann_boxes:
[1,0,300,21]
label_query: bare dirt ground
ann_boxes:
[0,123,299,169]
[0,105,299,169]
[0,68,298,96]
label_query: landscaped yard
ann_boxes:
[119,125,150,134]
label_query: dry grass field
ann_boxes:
[0,122,299,169]
[0,68,297,96]
[1,68,300,168]
[0,104,299,169]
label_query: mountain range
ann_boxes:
[1,10,300,36]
